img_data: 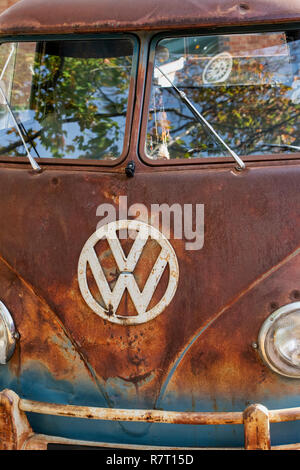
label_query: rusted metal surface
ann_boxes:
[1,390,300,449]
[19,397,300,426]
[1,0,300,36]
[269,408,300,422]
[0,389,32,449]
[0,0,298,450]
[23,434,241,450]
[19,398,244,425]
[0,252,107,400]
[157,240,300,408]
[14,399,300,449]
[20,435,300,450]
[272,443,300,450]
[243,404,271,450]
[0,161,300,447]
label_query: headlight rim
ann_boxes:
[0,300,17,365]
[258,301,300,379]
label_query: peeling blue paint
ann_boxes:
[0,360,299,447]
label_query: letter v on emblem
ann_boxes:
[78,220,179,325]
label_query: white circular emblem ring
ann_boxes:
[78,220,179,325]
[202,52,233,84]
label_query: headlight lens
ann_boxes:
[0,301,17,365]
[258,302,300,378]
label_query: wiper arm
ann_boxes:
[155,65,246,171]
[18,120,41,160]
[259,143,300,151]
[0,84,41,172]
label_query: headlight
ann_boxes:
[0,300,18,364]
[258,302,300,378]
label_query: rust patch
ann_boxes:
[0,254,107,395]
[159,248,300,406]
[0,160,300,417]
[0,390,32,450]
[1,0,300,36]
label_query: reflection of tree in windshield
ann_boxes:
[147,32,300,160]
[147,82,300,159]
[0,39,134,160]
[32,53,132,159]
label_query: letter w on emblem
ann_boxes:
[84,223,170,317]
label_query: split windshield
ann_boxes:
[146,31,300,160]
[0,38,135,160]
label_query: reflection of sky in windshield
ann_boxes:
[0,108,126,159]
[0,39,133,160]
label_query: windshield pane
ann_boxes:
[146,31,300,160]
[0,38,134,160]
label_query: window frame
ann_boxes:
[139,23,300,167]
[0,33,139,167]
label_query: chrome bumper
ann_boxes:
[0,389,299,450]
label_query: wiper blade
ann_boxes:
[0,84,41,172]
[155,65,246,171]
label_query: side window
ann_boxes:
[145,31,300,161]
[0,38,136,161]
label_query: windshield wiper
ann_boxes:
[0,84,41,172]
[0,44,41,172]
[155,65,246,171]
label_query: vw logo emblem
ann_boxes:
[78,220,179,325]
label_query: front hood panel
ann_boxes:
[0,164,299,446]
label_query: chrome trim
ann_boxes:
[0,300,18,364]
[258,301,300,379]
[1,389,300,450]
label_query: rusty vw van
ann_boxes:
[0,0,299,450]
